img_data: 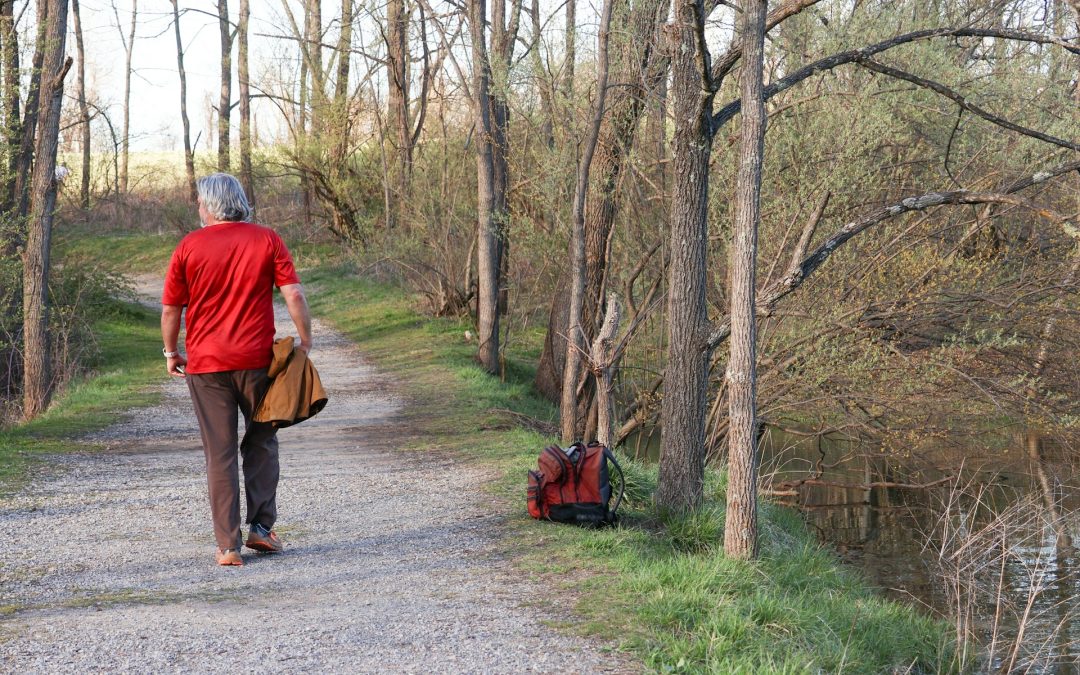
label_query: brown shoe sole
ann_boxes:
[245,536,282,553]
[216,550,243,566]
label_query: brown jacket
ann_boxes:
[254,337,328,428]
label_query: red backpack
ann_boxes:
[527,442,624,527]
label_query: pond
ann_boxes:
[759,428,1079,673]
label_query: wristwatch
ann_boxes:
[163,348,179,358]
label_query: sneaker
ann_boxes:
[246,523,283,553]
[216,548,243,566]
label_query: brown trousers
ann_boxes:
[187,369,279,550]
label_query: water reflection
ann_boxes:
[758,428,1079,672]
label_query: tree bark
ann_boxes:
[118,0,136,193]
[471,0,520,374]
[489,0,516,319]
[304,0,323,135]
[563,0,575,98]
[592,294,622,447]
[72,0,90,209]
[655,0,714,512]
[22,0,69,420]
[238,0,254,210]
[723,0,767,561]
[297,0,311,225]
[15,1,48,217]
[560,0,615,443]
[170,0,196,203]
[217,0,232,172]
[333,0,352,165]
[470,0,500,374]
[1,0,21,216]
[387,0,410,224]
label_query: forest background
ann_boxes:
[0,0,1078,668]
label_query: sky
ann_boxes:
[63,0,608,153]
[71,0,316,153]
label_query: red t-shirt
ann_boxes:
[162,221,300,374]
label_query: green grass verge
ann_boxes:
[52,222,345,277]
[0,300,165,492]
[303,263,956,674]
[53,227,180,275]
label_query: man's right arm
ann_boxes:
[161,304,187,377]
[280,283,312,353]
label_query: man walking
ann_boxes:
[161,173,312,566]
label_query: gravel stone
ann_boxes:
[0,278,635,674]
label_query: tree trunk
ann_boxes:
[72,0,90,209]
[304,0,323,136]
[22,0,69,420]
[238,0,254,210]
[333,0,352,165]
[560,0,615,443]
[563,0,575,98]
[470,0,500,374]
[170,0,196,203]
[655,0,715,512]
[592,294,622,447]
[387,0,410,224]
[1,0,21,216]
[723,0,767,560]
[535,0,670,409]
[119,0,136,193]
[217,0,231,172]
[490,0,510,319]
[297,0,311,226]
[15,0,48,217]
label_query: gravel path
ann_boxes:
[0,279,633,673]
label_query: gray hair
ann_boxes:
[196,173,251,222]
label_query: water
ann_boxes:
[624,427,1079,669]
[758,428,1079,672]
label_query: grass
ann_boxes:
[51,218,345,277]
[53,227,179,275]
[0,299,165,492]
[303,262,957,674]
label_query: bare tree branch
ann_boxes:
[711,27,1080,131]
[857,58,1080,152]
[704,158,1080,350]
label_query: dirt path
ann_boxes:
[0,280,631,673]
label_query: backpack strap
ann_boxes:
[603,446,626,516]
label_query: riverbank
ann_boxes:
[302,262,955,672]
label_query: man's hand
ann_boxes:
[297,341,312,355]
[167,354,188,378]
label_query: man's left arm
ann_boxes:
[280,283,312,353]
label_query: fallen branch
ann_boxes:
[487,408,557,436]
[772,475,958,491]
